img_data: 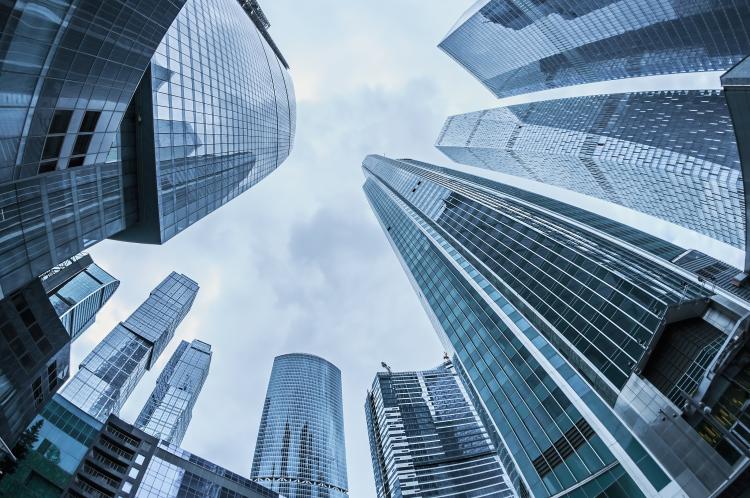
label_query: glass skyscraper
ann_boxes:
[0,0,295,299]
[365,359,513,497]
[363,155,750,497]
[61,272,198,422]
[135,339,211,446]
[250,353,348,498]
[42,253,120,339]
[439,0,750,98]
[436,89,744,249]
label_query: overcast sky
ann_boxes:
[69,1,742,496]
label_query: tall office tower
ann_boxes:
[135,339,211,445]
[0,0,295,299]
[363,155,750,497]
[250,353,349,498]
[61,272,198,422]
[0,253,118,450]
[42,254,120,339]
[365,358,513,497]
[436,90,744,250]
[439,0,750,99]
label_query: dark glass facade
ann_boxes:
[250,353,349,498]
[0,280,70,450]
[135,339,211,446]
[365,360,513,497]
[60,272,198,422]
[437,90,744,249]
[0,0,186,299]
[0,0,295,298]
[363,155,750,497]
[440,0,750,98]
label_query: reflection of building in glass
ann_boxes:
[135,339,212,446]
[61,272,198,422]
[436,90,745,249]
[440,0,750,98]
[0,0,187,298]
[363,155,750,498]
[0,394,102,498]
[365,359,513,497]
[0,0,295,300]
[251,353,349,498]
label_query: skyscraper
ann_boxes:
[42,254,120,339]
[365,358,513,497]
[363,155,750,497]
[439,0,750,98]
[0,0,295,299]
[61,272,198,422]
[0,253,118,450]
[250,353,348,498]
[135,339,211,446]
[436,90,744,250]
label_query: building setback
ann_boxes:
[60,272,198,422]
[0,0,295,299]
[363,155,750,497]
[436,90,744,250]
[250,353,349,498]
[135,339,211,446]
[439,0,750,98]
[365,358,514,497]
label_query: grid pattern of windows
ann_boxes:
[46,261,119,340]
[135,339,211,445]
[437,90,744,248]
[362,174,661,497]
[0,0,186,180]
[0,158,137,299]
[439,0,750,98]
[250,353,348,498]
[365,361,513,497]
[60,273,198,422]
[146,0,295,242]
[366,156,711,402]
[0,394,102,498]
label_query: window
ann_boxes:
[49,110,73,134]
[79,111,101,133]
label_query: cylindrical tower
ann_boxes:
[250,353,348,498]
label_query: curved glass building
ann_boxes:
[250,353,348,498]
[436,90,745,249]
[0,0,295,298]
[440,0,750,98]
[365,360,513,497]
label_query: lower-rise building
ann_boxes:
[365,358,514,497]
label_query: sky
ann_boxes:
[69,1,742,497]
